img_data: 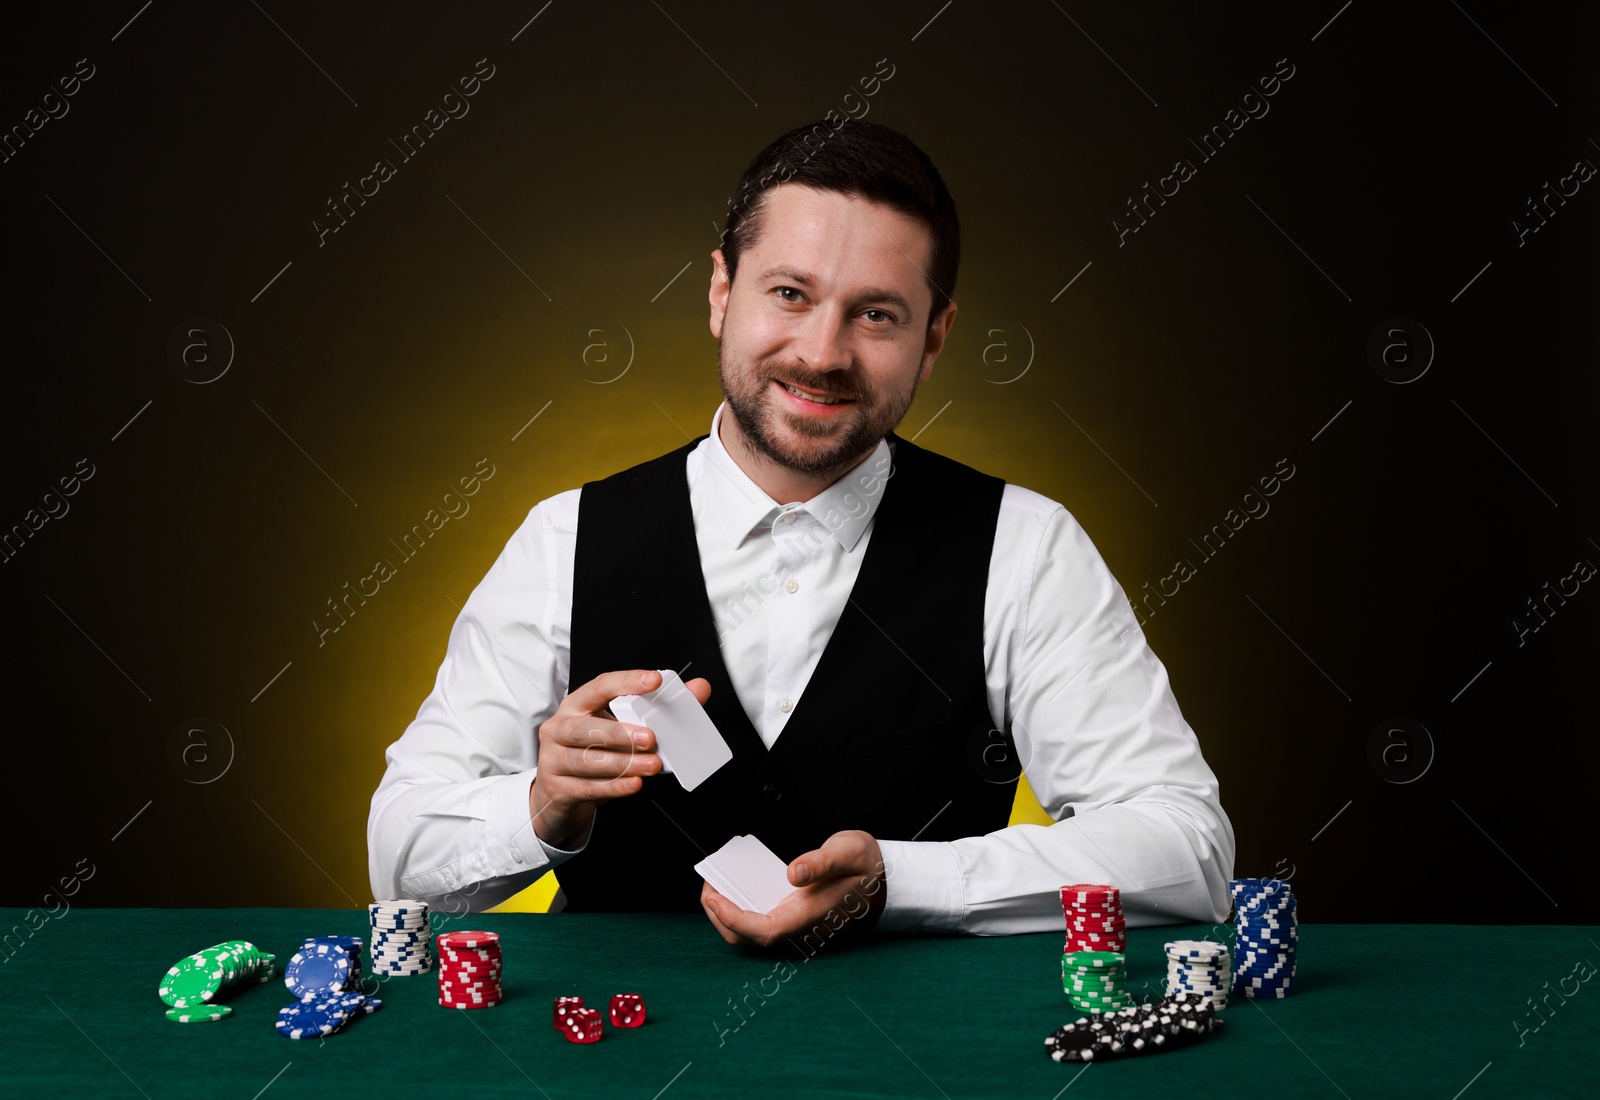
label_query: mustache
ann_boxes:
[769,372,859,401]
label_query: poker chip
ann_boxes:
[1062,950,1132,1012]
[437,930,502,1009]
[157,941,275,1015]
[284,943,353,1001]
[369,900,432,975]
[1230,877,1297,998]
[1044,993,1224,1063]
[274,988,382,1039]
[165,1004,232,1023]
[1164,939,1231,1011]
[1060,884,1126,957]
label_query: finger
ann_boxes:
[685,676,713,706]
[560,669,661,719]
[790,831,867,886]
[549,774,645,803]
[560,739,660,780]
[550,714,655,755]
[706,891,777,947]
[701,884,751,945]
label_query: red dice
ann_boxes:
[561,1007,603,1044]
[609,993,646,1028]
[553,996,584,1031]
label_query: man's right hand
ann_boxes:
[528,669,712,849]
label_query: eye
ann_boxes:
[773,286,802,303]
[862,309,894,325]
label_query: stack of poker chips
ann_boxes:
[1164,939,1230,1010]
[1061,883,1126,955]
[369,899,433,975]
[1061,950,1132,1013]
[437,930,503,1009]
[1230,877,1297,998]
[1044,992,1224,1063]
[157,940,277,1022]
[284,936,362,1000]
[276,936,383,1039]
[276,991,383,1039]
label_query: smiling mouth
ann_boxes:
[777,380,853,406]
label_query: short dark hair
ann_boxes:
[719,119,961,329]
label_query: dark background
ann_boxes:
[3,1,1594,921]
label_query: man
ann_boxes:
[368,119,1234,944]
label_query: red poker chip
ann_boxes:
[439,948,502,962]
[439,964,503,977]
[439,999,502,1009]
[437,931,501,950]
[439,955,501,969]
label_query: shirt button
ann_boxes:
[511,847,524,864]
[777,697,792,713]
[763,782,783,802]
[784,578,798,593]
[782,513,797,524]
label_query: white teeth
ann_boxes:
[781,382,846,405]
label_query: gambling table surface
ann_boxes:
[3,909,1594,1098]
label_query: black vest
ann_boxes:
[557,430,1015,912]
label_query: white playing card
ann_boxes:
[608,668,732,792]
[694,834,797,915]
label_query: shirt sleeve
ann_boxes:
[366,489,586,912]
[876,496,1235,935]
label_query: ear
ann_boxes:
[709,249,732,339]
[918,299,957,382]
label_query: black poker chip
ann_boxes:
[1043,993,1225,1063]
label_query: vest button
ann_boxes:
[762,782,782,802]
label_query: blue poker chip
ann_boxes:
[284,944,352,1000]
[303,935,365,951]
[275,998,350,1039]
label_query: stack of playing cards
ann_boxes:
[608,669,733,791]
[695,835,798,915]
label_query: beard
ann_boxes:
[717,337,920,479]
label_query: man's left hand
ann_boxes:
[700,830,886,948]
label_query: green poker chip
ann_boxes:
[166,1004,232,1023]
[157,941,273,1011]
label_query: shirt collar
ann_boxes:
[700,400,892,554]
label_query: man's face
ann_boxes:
[709,183,955,479]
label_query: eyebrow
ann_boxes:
[755,266,917,320]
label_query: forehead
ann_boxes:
[744,183,932,308]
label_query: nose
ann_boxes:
[790,303,853,376]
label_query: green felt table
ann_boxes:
[1,909,1595,1098]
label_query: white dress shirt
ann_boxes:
[368,401,1235,933]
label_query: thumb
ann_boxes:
[790,846,835,886]
[686,677,713,705]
